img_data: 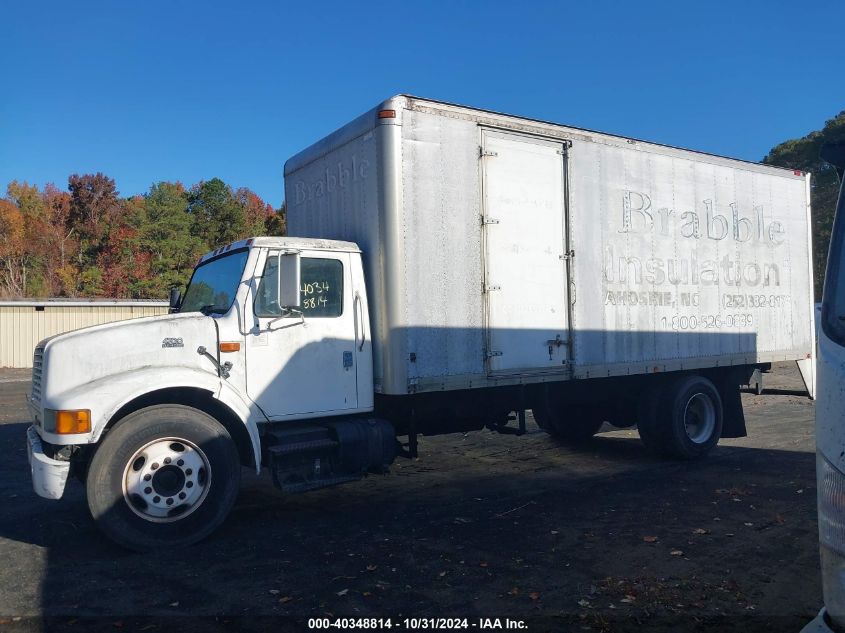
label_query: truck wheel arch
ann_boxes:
[104,387,256,470]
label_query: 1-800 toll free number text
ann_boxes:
[661,314,753,331]
[308,618,527,630]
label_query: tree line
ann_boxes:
[0,175,285,299]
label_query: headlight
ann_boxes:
[818,453,845,627]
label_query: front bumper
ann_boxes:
[27,425,70,499]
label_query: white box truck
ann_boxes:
[26,96,815,550]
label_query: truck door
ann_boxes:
[246,250,359,419]
[481,130,571,374]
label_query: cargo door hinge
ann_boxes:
[480,148,498,158]
[484,284,501,293]
[481,216,500,225]
[486,350,503,358]
[560,250,575,261]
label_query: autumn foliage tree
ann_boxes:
[0,175,286,299]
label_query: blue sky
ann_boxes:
[1,0,843,207]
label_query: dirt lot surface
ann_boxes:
[0,364,821,632]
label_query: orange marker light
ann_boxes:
[378,109,396,119]
[55,410,91,434]
[219,342,241,353]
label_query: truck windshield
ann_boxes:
[180,249,249,315]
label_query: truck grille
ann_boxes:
[31,345,44,405]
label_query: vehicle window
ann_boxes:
[823,181,845,346]
[254,256,344,318]
[180,249,249,315]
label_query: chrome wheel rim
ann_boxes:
[683,393,716,444]
[122,437,211,523]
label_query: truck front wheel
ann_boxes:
[86,404,241,551]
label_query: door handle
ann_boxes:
[354,292,366,352]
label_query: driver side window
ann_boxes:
[254,254,344,318]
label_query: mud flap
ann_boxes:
[714,369,750,439]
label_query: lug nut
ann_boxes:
[143,474,151,481]
[144,487,152,494]
[166,498,174,506]
[151,463,159,470]
[153,496,161,503]
[186,482,194,488]
[185,469,192,475]
[179,492,186,500]
[164,457,171,464]
[177,459,184,467]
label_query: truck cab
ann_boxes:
[27,237,394,550]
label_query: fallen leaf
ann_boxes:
[438,571,447,577]
[578,599,591,607]
[269,590,280,595]
[775,514,786,524]
[508,587,520,596]
[670,550,684,556]
[693,528,709,535]
[479,562,488,567]
[336,589,348,597]
[169,602,179,607]
[643,536,658,543]
[529,592,540,601]
[278,596,293,604]
[744,522,753,527]
[363,592,372,597]
[366,565,378,571]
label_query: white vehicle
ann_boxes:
[802,141,845,633]
[27,96,816,550]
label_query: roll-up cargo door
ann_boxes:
[481,130,570,374]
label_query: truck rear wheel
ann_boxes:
[645,375,723,459]
[533,401,604,444]
[86,404,241,551]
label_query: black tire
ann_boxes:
[86,404,241,551]
[533,401,604,444]
[650,375,723,459]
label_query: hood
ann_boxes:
[34,312,219,407]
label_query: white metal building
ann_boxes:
[0,300,169,368]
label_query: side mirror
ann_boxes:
[277,251,301,314]
[169,287,181,313]
[821,142,845,179]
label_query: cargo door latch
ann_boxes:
[546,335,569,361]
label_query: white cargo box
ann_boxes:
[285,96,814,396]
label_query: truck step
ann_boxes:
[265,426,332,446]
[267,437,339,456]
[280,475,360,494]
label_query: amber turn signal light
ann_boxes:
[378,109,396,119]
[55,410,91,434]
[219,342,241,353]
